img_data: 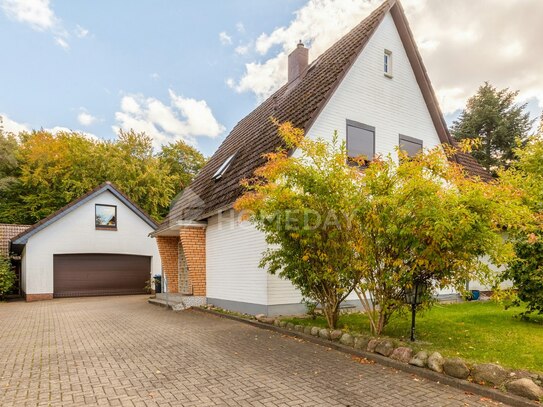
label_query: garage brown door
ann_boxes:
[54,254,151,297]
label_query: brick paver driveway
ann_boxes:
[0,296,505,407]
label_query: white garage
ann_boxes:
[10,182,161,301]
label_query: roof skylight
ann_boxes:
[212,153,236,181]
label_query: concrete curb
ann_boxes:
[192,307,538,407]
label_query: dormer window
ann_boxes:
[212,153,236,181]
[384,49,393,78]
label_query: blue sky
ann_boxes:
[1,0,541,156]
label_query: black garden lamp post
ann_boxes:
[405,281,426,342]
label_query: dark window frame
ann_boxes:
[95,204,117,230]
[399,134,423,158]
[346,119,375,166]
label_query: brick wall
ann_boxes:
[156,236,179,293]
[179,226,206,296]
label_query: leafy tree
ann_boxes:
[353,146,526,335]
[0,256,16,300]
[235,122,365,328]
[159,140,206,190]
[236,122,527,332]
[0,128,206,223]
[501,117,543,317]
[451,82,532,174]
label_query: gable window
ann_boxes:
[399,134,423,157]
[212,152,236,181]
[384,49,393,78]
[346,120,375,165]
[95,204,117,229]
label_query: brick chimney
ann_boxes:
[288,41,308,83]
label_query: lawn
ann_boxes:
[284,301,543,372]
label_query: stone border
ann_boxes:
[192,307,539,407]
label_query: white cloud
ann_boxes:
[0,113,30,133]
[219,31,232,45]
[229,0,543,118]
[150,72,160,80]
[0,0,83,49]
[114,91,225,147]
[77,111,97,126]
[74,24,89,38]
[235,44,250,55]
[236,22,245,33]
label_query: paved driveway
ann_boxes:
[0,296,505,407]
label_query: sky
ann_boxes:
[0,0,541,157]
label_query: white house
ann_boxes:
[152,0,489,315]
[10,182,161,301]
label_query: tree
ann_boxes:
[159,140,206,190]
[0,128,206,224]
[0,256,16,300]
[451,82,532,174]
[353,146,527,335]
[234,122,365,328]
[501,117,543,317]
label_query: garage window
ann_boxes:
[95,204,117,229]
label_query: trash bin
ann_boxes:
[470,290,480,300]
[154,275,162,294]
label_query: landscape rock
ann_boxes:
[319,329,331,340]
[506,378,543,401]
[339,333,354,347]
[295,325,304,332]
[409,351,429,368]
[472,363,508,386]
[303,326,312,335]
[279,321,287,328]
[354,336,370,350]
[286,322,295,330]
[259,317,275,324]
[443,358,470,380]
[367,339,380,353]
[390,347,413,363]
[427,352,445,373]
[255,314,266,322]
[330,330,343,341]
[310,327,320,336]
[375,340,394,357]
[273,319,280,326]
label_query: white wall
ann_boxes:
[206,210,270,305]
[23,190,160,294]
[306,11,442,155]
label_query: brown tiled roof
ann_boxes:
[11,182,158,246]
[0,224,30,257]
[161,0,489,230]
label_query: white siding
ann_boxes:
[206,210,269,304]
[305,12,442,155]
[23,190,160,294]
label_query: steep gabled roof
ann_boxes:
[160,0,488,231]
[0,224,30,257]
[11,182,158,247]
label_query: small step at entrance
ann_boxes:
[148,293,206,310]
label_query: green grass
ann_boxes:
[284,301,543,371]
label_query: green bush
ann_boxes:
[505,233,543,318]
[0,256,16,299]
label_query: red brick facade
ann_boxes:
[156,236,179,293]
[179,226,206,296]
[156,226,206,296]
[26,293,53,302]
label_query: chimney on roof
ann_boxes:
[288,41,308,83]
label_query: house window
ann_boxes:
[95,204,117,229]
[346,120,375,165]
[212,152,236,181]
[399,134,423,157]
[384,49,393,77]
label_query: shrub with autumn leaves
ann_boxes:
[235,121,529,331]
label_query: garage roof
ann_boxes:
[11,182,158,247]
